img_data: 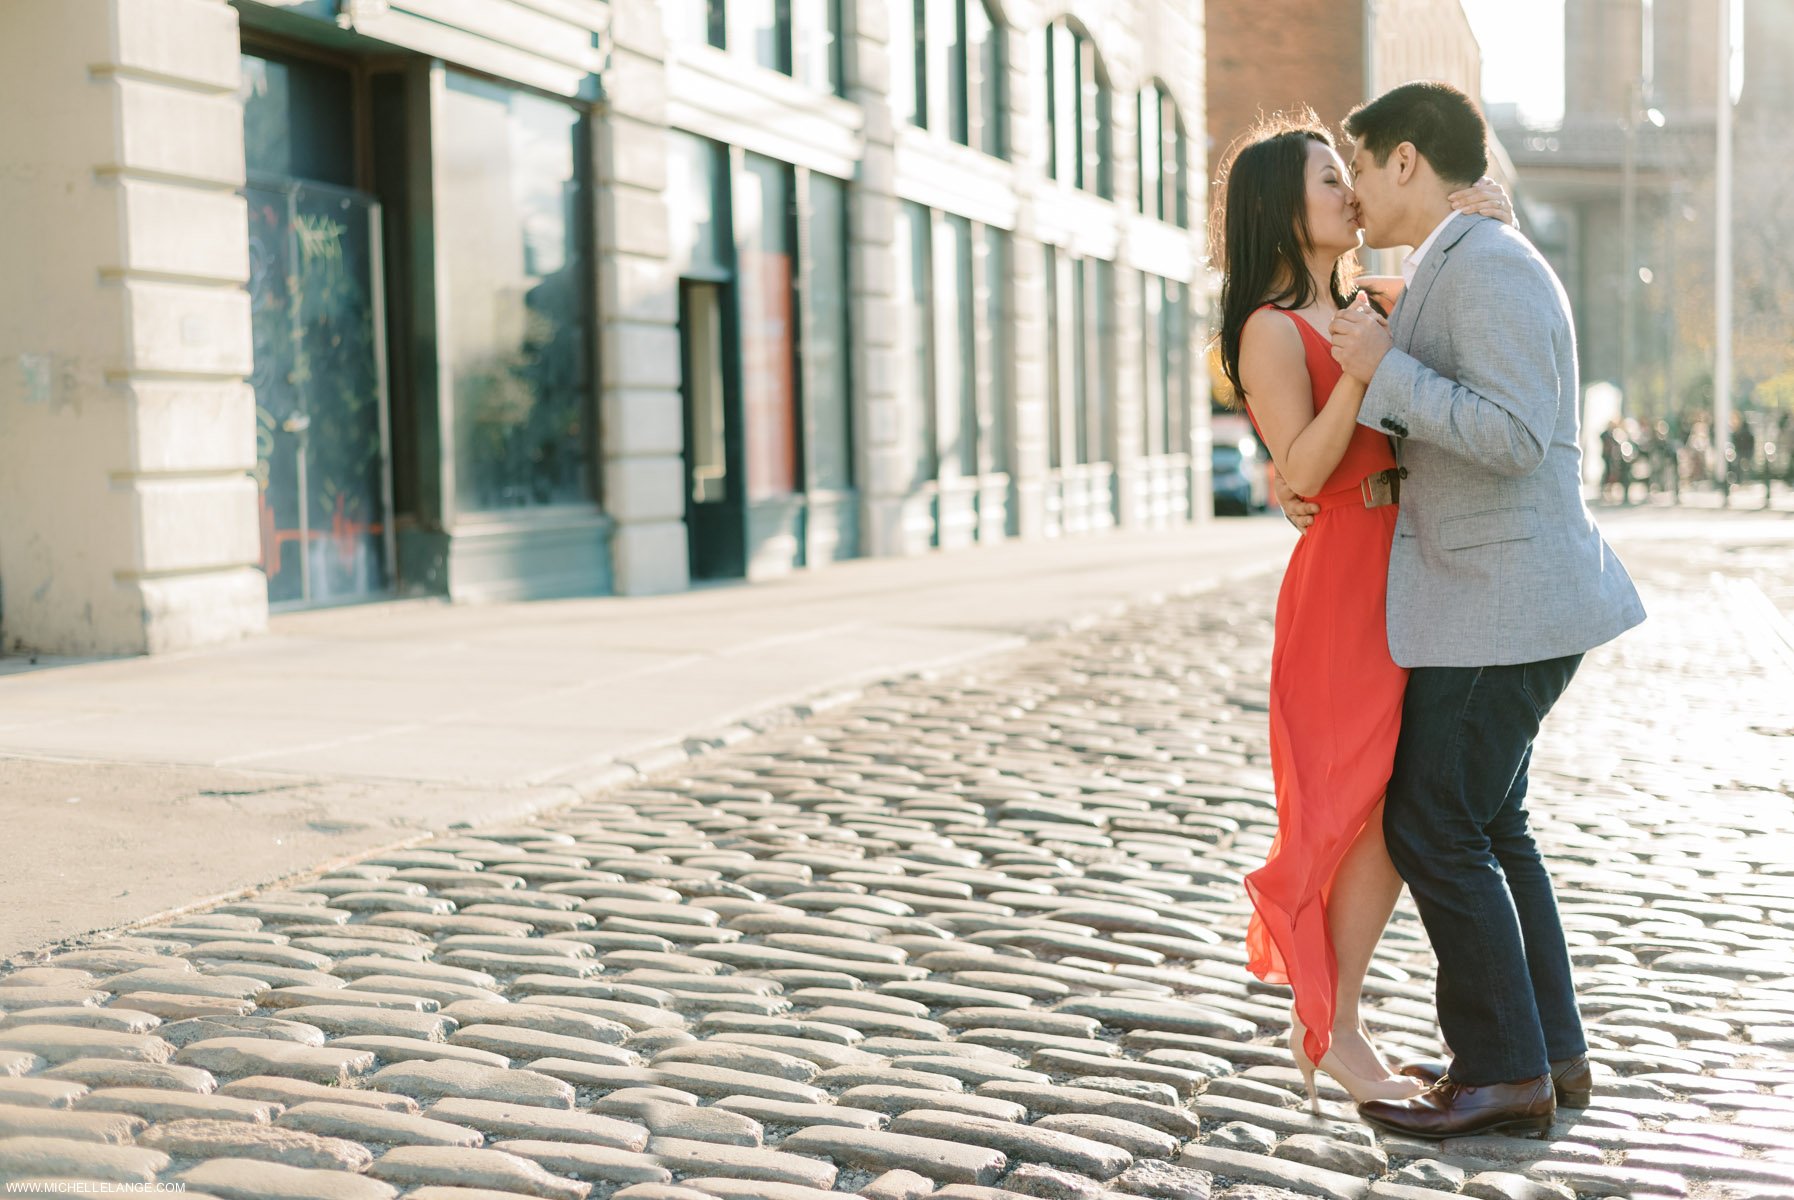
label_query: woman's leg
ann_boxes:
[1324,799,1407,1079]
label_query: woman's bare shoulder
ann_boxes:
[1239,307,1306,367]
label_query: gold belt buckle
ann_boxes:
[1361,469,1400,508]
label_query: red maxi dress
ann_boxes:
[1242,306,1408,1067]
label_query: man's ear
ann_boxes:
[1393,142,1420,185]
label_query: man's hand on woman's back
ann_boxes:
[1275,475,1320,532]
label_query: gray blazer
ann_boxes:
[1358,214,1645,669]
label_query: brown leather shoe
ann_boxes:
[1358,1074,1556,1139]
[1399,1054,1592,1108]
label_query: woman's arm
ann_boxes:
[1239,309,1373,497]
[1449,176,1518,228]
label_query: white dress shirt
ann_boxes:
[1401,210,1464,287]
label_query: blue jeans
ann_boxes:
[1383,654,1588,1085]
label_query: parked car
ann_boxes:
[1210,413,1272,516]
[1212,443,1255,515]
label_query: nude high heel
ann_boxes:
[1289,1006,1426,1110]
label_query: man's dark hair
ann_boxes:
[1344,81,1488,185]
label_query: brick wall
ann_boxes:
[1204,0,1366,184]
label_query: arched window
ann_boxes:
[1137,82,1188,227]
[951,0,1006,157]
[1046,19,1112,199]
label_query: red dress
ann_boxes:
[1242,307,1408,1066]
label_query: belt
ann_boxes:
[1360,467,1403,508]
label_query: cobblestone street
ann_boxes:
[2,525,1792,1200]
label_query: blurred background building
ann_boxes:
[0,0,1210,656]
[1493,0,1794,447]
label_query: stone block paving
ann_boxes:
[2,553,1792,1200]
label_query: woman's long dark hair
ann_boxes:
[1212,113,1356,406]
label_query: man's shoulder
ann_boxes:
[1450,217,1546,272]
[1440,218,1563,299]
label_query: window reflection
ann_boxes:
[438,72,591,513]
[738,154,799,500]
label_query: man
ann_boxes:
[1286,81,1646,1138]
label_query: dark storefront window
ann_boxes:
[437,72,592,514]
[241,54,355,188]
[240,49,393,607]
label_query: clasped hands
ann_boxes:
[1330,293,1392,385]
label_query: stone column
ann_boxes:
[847,0,924,557]
[0,0,264,656]
[1003,19,1051,541]
[596,0,690,594]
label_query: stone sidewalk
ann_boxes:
[0,521,1297,958]
[0,519,1790,1199]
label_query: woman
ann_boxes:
[1211,113,1514,1110]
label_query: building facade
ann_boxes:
[0,0,1211,656]
[1204,0,1484,178]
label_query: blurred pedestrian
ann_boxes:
[1733,414,1757,485]
[1600,419,1628,503]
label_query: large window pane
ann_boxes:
[667,131,730,279]
[438,73,591,513]
[892,0,926,127]
[897,202,936,487]
[982,227,1010,475]
[1139,84,1162,218]
[941,214,976,477]
[795,0,843,93]
[1171,107,1188,227]
[1082,45,1112,199]
[734,0,791,72]
[1048,24,1079,183]
[806,173,852,491]
[241,53,355,186]
[1045,244,1062,469]
[1164,280,1189,455]
[668,0,725,48]
[1071,257,1089,464]
[947,0,969,145]
[1095,258,1114,464]
[967,0,1004,158]
[737,154,799,500]
[1142,275,1165,455]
